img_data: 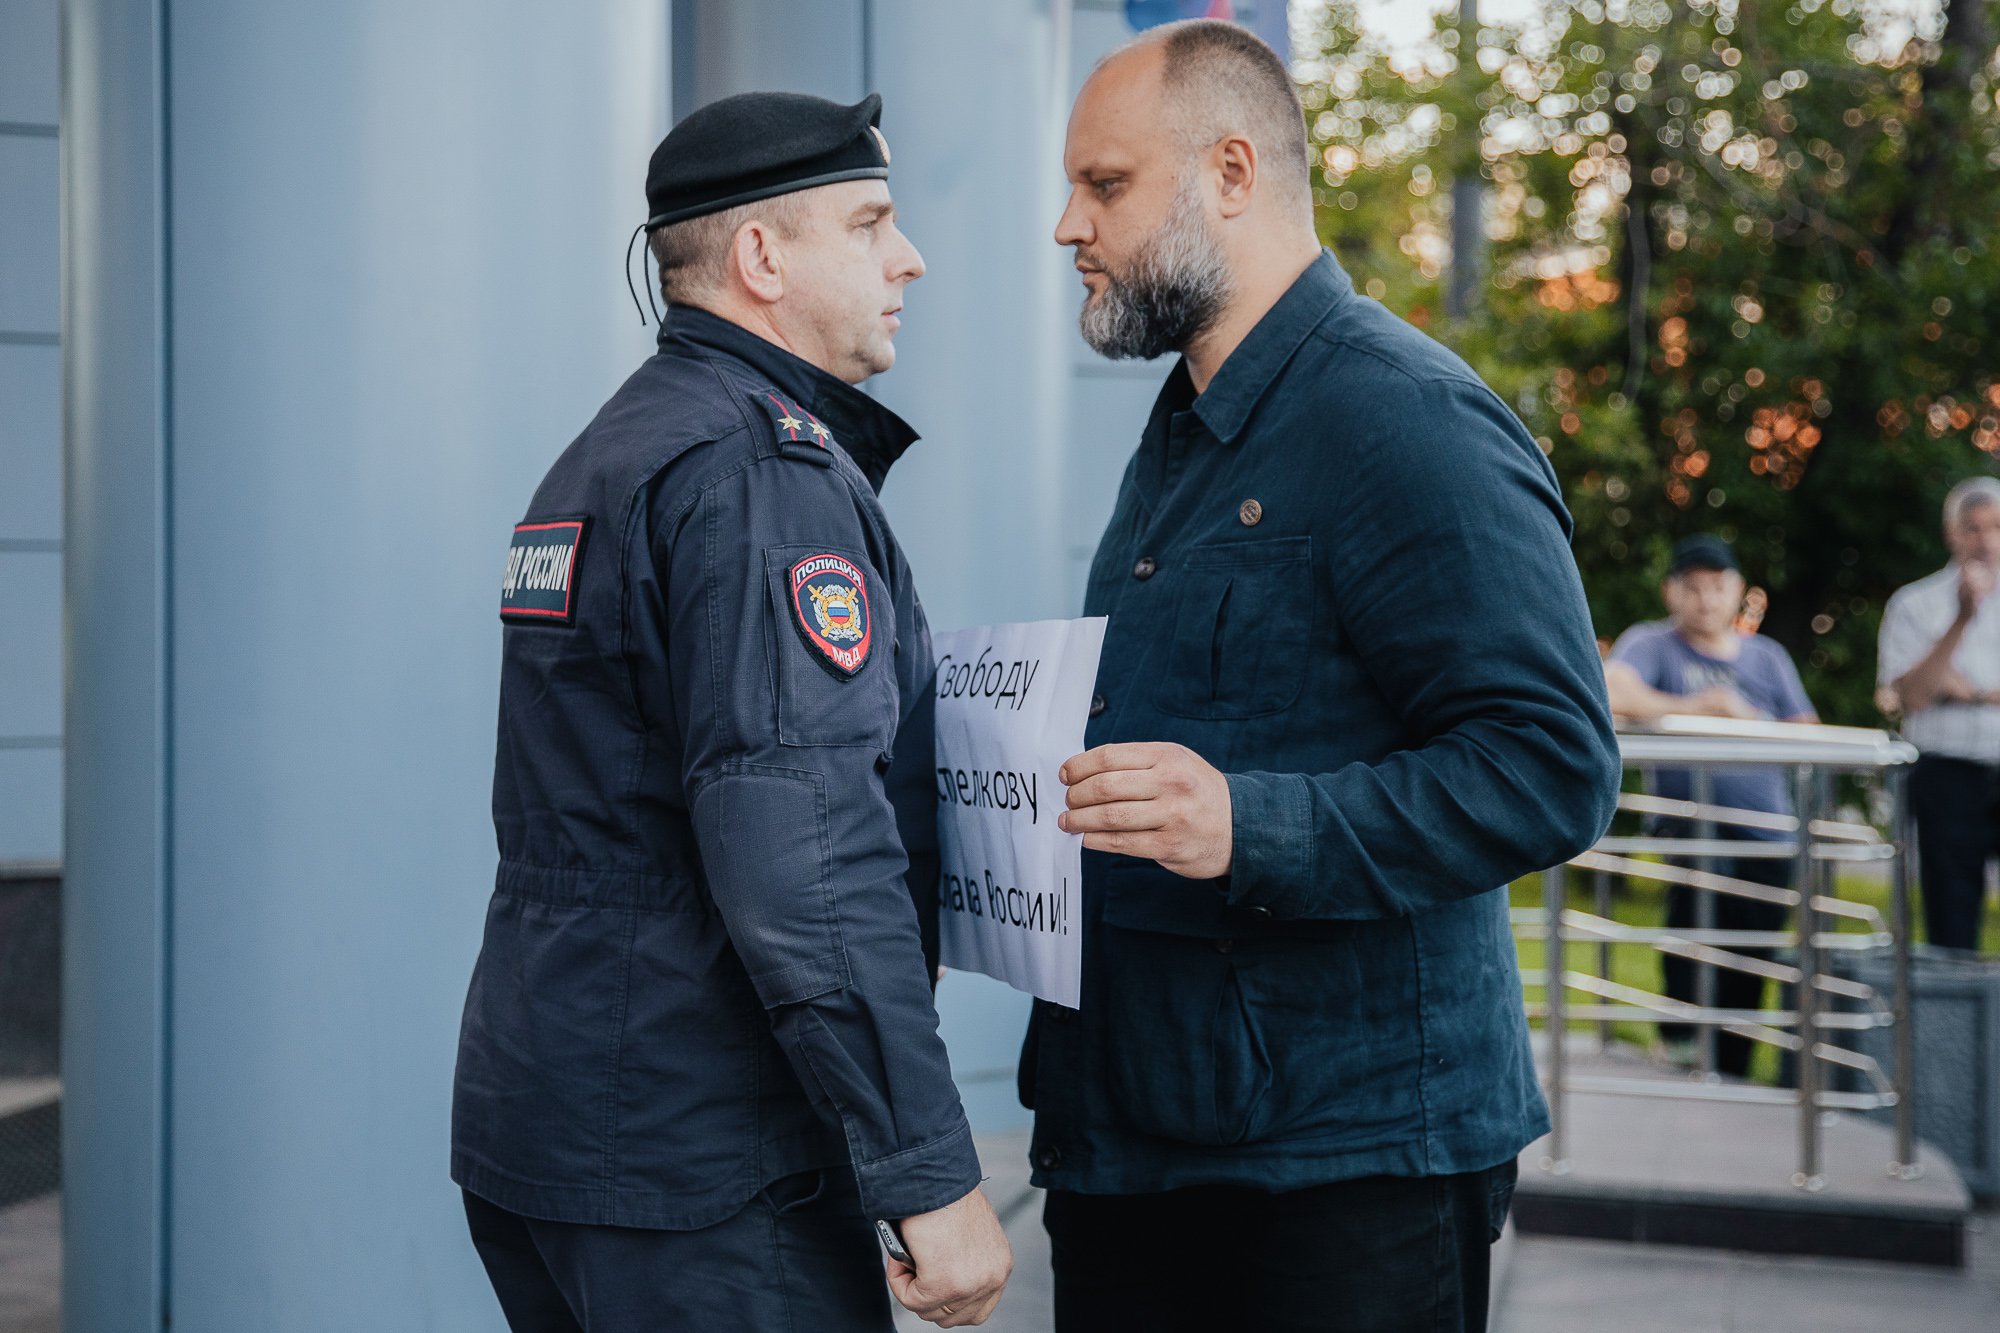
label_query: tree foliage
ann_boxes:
[1296,0,2000,723]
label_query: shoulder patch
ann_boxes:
[759,391,837,454]
[501,517,588,626]
[787,552,873,676]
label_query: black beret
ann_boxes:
[644,91,890,230]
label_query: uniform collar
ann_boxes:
[1189,248,1353,446]
[660,304,920,487]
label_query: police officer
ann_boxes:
[452,91,1011,1331]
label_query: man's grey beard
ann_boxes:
[1077,179,1233,362]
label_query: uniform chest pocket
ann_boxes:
[1154,537,1314,720]
[764,544,898,749]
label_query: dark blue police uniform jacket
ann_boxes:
[452,306,980,1229]
[1020,250,1621,1193]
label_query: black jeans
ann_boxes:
[463,1168,890,1332]
[1043,1163,1516,1333]
[1658,849,1794,1078]
[1910,753,2000,952]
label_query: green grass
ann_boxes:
[1510,867,2000,1086]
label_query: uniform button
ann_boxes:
[1212,938,1235,954]
[1133,556,1157,581]
[1088,693,1107,718]
[1047,1003,1075,1024]
[1246,905,1272,919]
[1036,1145,1064,1171]
[1239,498,1263,527]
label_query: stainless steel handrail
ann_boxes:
[1526,716,1921,1191]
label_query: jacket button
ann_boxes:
[1246,905,1272,919]
[1088,693,1107,718]
[1239,498,1263,526]
[1036,1145,1064,1170]
[1212,938,1235,954]
[1133,556,1157,580]
[1046,1002,1075,1024]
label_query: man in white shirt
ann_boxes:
[1878,476,2000,952]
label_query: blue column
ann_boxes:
[64,2,669,1326]
[62,2,170,1326]
[666,0,1177,1132]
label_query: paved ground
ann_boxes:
[913,1132,2000,1333]
[1495,1220,2000,1333]
[6,1138,1993,1331]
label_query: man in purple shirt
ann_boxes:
[1605,535,1817,1075]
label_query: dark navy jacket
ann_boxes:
[1020,250,1620,1192]
[452,307,980,1228]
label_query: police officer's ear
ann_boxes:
[727,218,792,306]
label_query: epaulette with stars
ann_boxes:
[758,390,837,463]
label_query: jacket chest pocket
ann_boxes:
[1154,537,1313,720]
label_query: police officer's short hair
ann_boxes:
[648,194,810,307]
[1121,19,1312,213]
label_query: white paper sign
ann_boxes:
[931,617,1106,1009]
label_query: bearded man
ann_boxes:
[1018,21,1621,1332]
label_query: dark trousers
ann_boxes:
[1044,1163,1516,1333]
[463,1168,890,1333]
[1910,753,2000,952]
[1658,850,1794,1079]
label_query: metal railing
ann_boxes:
[1519,717,1920,1191]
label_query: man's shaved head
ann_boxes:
[1120,19,1312,217]
[1057,18,1321,378]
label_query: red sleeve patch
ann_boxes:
[501,517,587,626]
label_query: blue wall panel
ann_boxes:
[1,0,64,872]
[0,0,59,125]
[0,748,60,863]
[0,552,60,738]
[671,0,863,118]
[862,0,1076,1129]
[0,344,62,541]
[0,137,59,333]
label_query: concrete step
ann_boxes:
[1517,1049,1969,1267]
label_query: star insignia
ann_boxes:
[808,419,832,442]
[776,413,804,435]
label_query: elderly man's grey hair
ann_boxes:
[1119,19,1313,218]
[1943,476,2000,533]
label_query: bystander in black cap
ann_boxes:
[643,91,891,230]
[1668,534,1739,576]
